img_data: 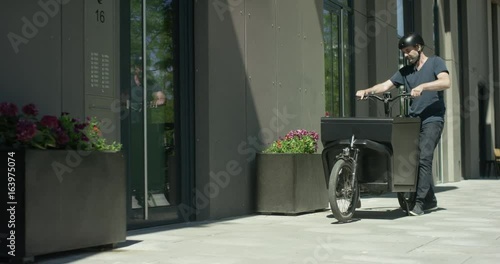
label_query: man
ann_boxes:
[355,32,451,216]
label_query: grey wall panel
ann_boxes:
[193,0,211,221]
[0,0,120,143]
[84,0,116,99]
[0,0,62,116]
[62,0,85,118]
[114,0,121,141]
[276,0,303,134]
[373,0,398,29]
[369,0,399,82]
[415,0,436,56]
[82,0,120,143]
[462,0,489,178]
[300,0,324,138]
[365,0,399,117]
[437,0,462,182]
[246,0,278,147]
[353,13,370,117]
[494,4,500,149]
[353,0,367,15]
[85,95,120,141]
[207,0,249,218]
[194,0,327,221]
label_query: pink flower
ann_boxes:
[81,134,89,142]
[40,115,60,129]
[55,129,70,145]
[22,103,39,116]
[0,102,18,117]
[16,120,37,142]
[0,102,121,151]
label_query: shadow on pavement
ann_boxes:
[326,206,449,224]
[434,185,459,193]
[327,207,408,224]
[360,185,459,200]
[36,241,143,264]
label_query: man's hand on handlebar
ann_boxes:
[355,91,413,102]
[410,85,423,97]
[355,90,370,100]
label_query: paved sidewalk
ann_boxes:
[39,179,500,264]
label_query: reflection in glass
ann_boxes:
[145,0,178,211]
[129,0,145,218]
[129,0,179,221]
[323,3,353,117]
[323,9,340,117]
[343,11,351,116]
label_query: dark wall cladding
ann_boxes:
[0,0,63,116]
[194,0,325,220]
[0,0,121,142]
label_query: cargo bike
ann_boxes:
[321,93,421,222]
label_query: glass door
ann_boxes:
[323,5,341,117]
[323,1,353,117]
[126,0,185,227]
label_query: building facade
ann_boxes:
[1,0,498,228]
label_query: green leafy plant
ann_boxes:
[0,102,122,151]
[85,117,123,152]
[264,129,319,154]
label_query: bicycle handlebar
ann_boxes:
[357,93,412,102]
[356,92,413,117]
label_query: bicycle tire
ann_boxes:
[328,159,358,222]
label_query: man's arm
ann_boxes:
[410,72,451,97]
[355,79,396,99]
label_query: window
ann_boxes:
[323,0,353,117]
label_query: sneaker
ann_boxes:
[409,204,424,216]
[423,202,438,211]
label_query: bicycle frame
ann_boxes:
[321,92,420,222]
[321,93,418,193]
[335,134,360,191]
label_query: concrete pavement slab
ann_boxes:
[38,179,500,264]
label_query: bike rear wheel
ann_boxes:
[328,159,358,222]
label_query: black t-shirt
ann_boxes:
[390,56,449,124]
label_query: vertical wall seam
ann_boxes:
[61,2,64,113]
[275,0,279,137]
[244,0,248,154]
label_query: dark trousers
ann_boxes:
[416,121,444,204]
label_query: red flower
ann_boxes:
[22,103,38,116]
[1,102,121,151]
[93,125,103,137]
[40,115,60,129]
[0,102,18,117]
[16,120,37,142]
[55,129,70,145]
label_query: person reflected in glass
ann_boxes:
[129,56,168,209]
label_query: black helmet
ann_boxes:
[398,33,425,49]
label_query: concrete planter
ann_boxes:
[1,149,126,262]
[256,153,328,214]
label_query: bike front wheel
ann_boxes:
[328,159,358,222]
[397,192,417,214]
